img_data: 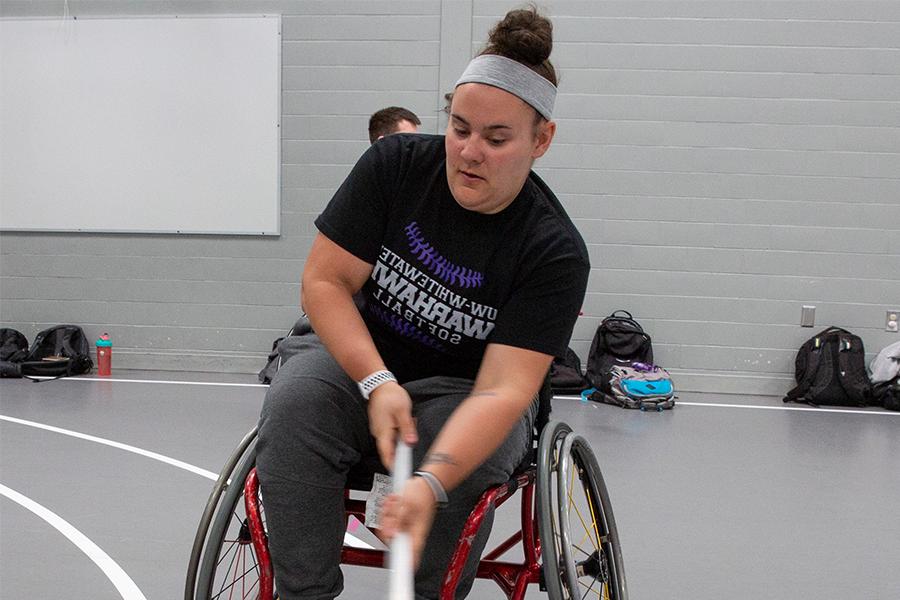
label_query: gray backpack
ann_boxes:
[257,316,313,384]
[870,341,900,411]
[870,341,900,384]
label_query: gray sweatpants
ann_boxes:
[256,333,536,600]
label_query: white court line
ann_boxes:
[27,375,267,388]
[38,378,898,417]
[0,414,375,549]
[677,401,899,416]
[0,483,148,600]
[555,395,898,416]
[0,415,219,480]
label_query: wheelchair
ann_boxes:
[185,416,627,600]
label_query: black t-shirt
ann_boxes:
[315,134,589,383]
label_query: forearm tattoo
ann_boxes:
[420,392,494,469]
[423,452,459,467]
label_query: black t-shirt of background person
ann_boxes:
[315,134,589,384]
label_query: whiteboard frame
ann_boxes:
[0,15,282,236]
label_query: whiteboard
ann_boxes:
[0,16,281,235]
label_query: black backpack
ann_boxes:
[585,310,653,391]
[549,347,589,395]
[0,328,30,377]
[0,328,29,361]
[783,327,871,407]
[874,378,900,412]
[0,325,93,380]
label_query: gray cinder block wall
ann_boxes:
[1,0,898,395]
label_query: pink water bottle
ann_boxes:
[96,333,112,376]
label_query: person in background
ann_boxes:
[257,6,588,599]
[368,106,421,144]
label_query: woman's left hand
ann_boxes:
[379,475,439,569]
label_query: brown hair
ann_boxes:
[368,106,421,144]
[479,5,557,88]
[444,5,557,123]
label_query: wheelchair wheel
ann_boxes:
[189,429,274,600]
[537,421,627,600]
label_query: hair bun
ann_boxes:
[486,7,553,66]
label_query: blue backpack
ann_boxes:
[586,362,676,411]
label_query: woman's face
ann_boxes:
[445,83,555,214]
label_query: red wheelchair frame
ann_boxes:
[187,419,627,600]
[243,465,544,600]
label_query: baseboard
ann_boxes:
[110,349,266,375]
[666,369,793,396]
[109,350,794,396]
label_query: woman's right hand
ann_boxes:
[368,382,418,469]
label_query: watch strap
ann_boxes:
[357,369,397,399]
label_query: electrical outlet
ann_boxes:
[801,305,816,327]
[887,310,899,333]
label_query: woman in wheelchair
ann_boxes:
[256,7,589,599]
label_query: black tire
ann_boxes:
[537,420,571,600]
[537,421,627,600]
[185,427,260,599]
[192,430,271,599]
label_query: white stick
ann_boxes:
[388,440,414,600]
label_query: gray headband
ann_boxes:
[455,54,556,120]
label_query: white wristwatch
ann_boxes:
[356,369,397,399]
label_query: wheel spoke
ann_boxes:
[566,469,599,552]
[212,516,263,599]
[578,574,605,600]
[215,542,240,594]
[210,557,260,599]
[584,482,602,551]
[238,547,262,600]
[577,530,594,552]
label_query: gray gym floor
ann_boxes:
[1,372,898,600]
